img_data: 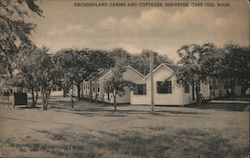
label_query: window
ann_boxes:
[134,84,147,95]
[157,81,172,94]
[184,84,190,93]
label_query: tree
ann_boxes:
[53,50,73,97]
[200,43,250,97]
[14,46,58,109]
[104,64,134,111]
[197,43,223,98]
[200,43,223,79]
[108,48,132,66]
[176,44,206,104]
[218,44,249,96]
[55,49,91,99]
[54,48,114,99]
[0,0,43,79]
[36,48,59,110]
[108,48,173,75]
[14,45,42,107]
[131,49,173,75]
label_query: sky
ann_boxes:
[30,0,249,61]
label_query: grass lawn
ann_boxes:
[0,97,249,158]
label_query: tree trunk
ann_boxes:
[63,88,67,97]
[44,92,49,110]
[241,86,248,97]
[77,84,81,100]
[191,81,195,101]
[230,79,236,97]
[213,78,216,98]
[107,93,110,101]
[81,82,84,99]
[41,87,46,110]
[41,86,49,110]
[46,93,49,108]
[71,85,74,108]
[31,87,35,107]
[113,90,117,111]
[63,86,69,97]
[34,91,38,106]
[71,96,74,108]
[195,83,201,105]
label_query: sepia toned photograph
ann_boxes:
[0,0,249,157]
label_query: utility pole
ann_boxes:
[71,84,74,108]
[150,52,154,113]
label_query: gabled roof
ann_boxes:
[144,63,180,79]
[89,69,111,81]
[163,63,180,72]
[124,66,144,78]
[88,66,144,81]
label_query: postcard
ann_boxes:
[0,0,249,157]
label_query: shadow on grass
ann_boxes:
[47,99,206,117]
[0,116,39,123]
[0,116,73,126]
[4,128,248,158]
[16,106,42,109]
[156,110,203,115]
[52,107,205,119]
[34,129,68,141]
[186,103,250,111]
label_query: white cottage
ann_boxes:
[130,63,210,106]
[83,66,144,104]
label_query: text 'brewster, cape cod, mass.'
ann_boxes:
[73,2,230,7]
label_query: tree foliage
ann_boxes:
[54,49,114,99]
[108,48,132,66]
[14,46,58,109]
[200,43,223,78]
[221,43,250,80]
[219,44,250,96]
[15,45,42,107]
[177,42,250,100]
[176,43,212,104]
[36,49,59,110]
[131,49,173,75]
[0,0,43,79]
[108,48,173,75]
[104,64,134,111]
